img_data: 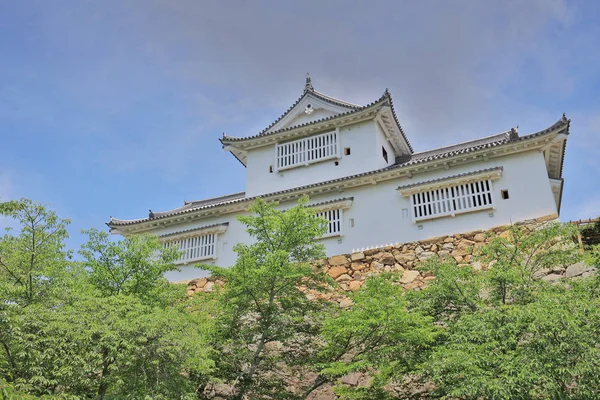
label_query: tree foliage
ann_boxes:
[0,199,214,399]
[415,223,600,399]
[315,275,440,399]
[3,197,600,400]
[0,198,71,306]
[79,228,181,304]
[204,196,331,399]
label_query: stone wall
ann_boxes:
[187,214,560,298]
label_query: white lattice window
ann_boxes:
[315,208,343,237]
[410,179,494,221]
[276,131,338,171]
[165,233,217,264]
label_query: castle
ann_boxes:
[108,77,570,281]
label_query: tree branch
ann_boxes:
[1,339,17,373]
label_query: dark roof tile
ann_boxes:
[221,92,389,143]
[396,167,503,191]
[160,222,230,239]
[109,116,568,228]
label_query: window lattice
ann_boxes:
[315,208,342,236]
[411,179,494,221]
[165,233,216,263]
[276,131,338,170]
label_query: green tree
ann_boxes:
[3,290,214,399]
[0,199,71,306]
[409,258,481,322]
[312,274,440,400]
[204,196,330,399]
[0,199,76,390]
[79,228,181,303]
[425,280,600,399]
[477,223,580,306]
[1,200,215,399]
[415,223,600,399]
[587,244,600,269]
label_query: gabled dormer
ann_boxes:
[220,76,413,197]
[265,76,360,132]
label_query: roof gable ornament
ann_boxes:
[304,73,314,92]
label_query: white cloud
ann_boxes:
[27,0,585,141]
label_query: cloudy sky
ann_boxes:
[1,0,599,250]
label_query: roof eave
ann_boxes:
[383,90,413,153]
[110,121,563,234]
[375,105,412,156]
[220,96,389,149]
[221,141,248,167]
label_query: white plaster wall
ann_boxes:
[282,109,337,128]
[245,121,385,197]
[156,211,252,281]
[155,150,557,281]
[374,123,396,169]
[317,150,558,254]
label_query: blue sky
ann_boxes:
[1,0,599,251]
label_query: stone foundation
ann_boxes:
[186,214,564,299]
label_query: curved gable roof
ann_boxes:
[258,76,360,136]
[221,89,413,153]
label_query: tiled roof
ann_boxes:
[221,90,413,152]
[186,192,246,207]
[109,115,569,228]
[221,92,386,143]
[110,193,251,227]
[406,132,510,163]
[233,86,359,143]
[310,89,362,109]
[308,197,354,208]
[160,222,229,239]
[146,192,246,220]
[385,89,413,153]
[396,167,503,191]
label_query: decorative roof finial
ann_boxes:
[305,73,314,92]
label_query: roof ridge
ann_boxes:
[512,114,570,141]
[312,90,362,108]
[244,83,362,140]
[185,191,246,206]
[257,91,309,137]
[412,131,511,159]
[384,89,413,153]
[221,93,390,143]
